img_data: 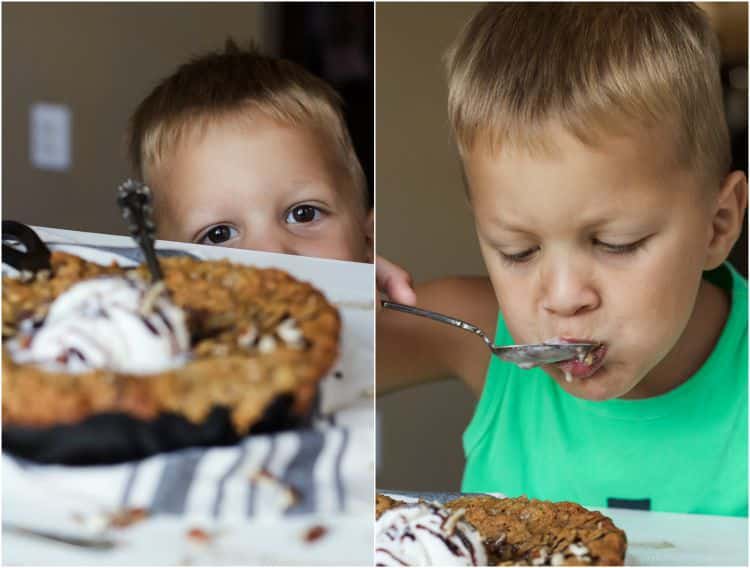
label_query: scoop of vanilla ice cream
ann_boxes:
[375,501,487,566]
[9,276,190,374]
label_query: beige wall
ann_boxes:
[3,2,273,234]
[376,2,485,491]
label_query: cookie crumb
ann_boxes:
[304,525,328,542]
[186,527,212,543]
[108,507,150,528]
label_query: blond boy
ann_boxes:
[378,3,747,516]
[128,40,372,262]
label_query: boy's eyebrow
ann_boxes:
[281,176,338,193]
[482,215,537,234]
[286,180,331,193]
[485,213,657,237]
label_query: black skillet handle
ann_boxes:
[2,221,52,272]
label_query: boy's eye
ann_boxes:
[500,247,539,264]
[199,224,238,245]
[595,236,650,254]
[285,204,323,224]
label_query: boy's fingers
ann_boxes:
[376,256,417,306]
[385,280,418,306]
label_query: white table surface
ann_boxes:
[2,514,374,566]
[599,507,747,566]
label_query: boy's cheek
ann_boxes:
[296,230,370,263]
[492,300,537,343]
[321,215,372,262]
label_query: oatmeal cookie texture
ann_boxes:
[3,252,340,433]
[376,494,626,566]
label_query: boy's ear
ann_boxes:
[705,170,748,270]
[364,208,374,263]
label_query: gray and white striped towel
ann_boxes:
[4,415,372,519]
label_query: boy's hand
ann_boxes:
[376,256,417,305]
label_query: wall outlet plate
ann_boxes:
[29,102,72,171]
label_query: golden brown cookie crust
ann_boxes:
[3,252,340,433]
[375,494,627,566]
[376,493,399,519]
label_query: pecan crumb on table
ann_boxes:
[304,525,329,543]
[186,527,213,544]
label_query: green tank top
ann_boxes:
[462,263,748,516]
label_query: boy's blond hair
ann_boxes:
[128,39,367,207]
[445,3,731,185]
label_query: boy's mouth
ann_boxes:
[551,338,607,382]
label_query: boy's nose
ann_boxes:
[540,261,600,317]
[241,228,295,256]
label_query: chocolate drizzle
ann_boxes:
[416,524,464,558]
[456,526,479,565]
[155,307,173,332]
[67,348,88,364]
[140,316,160,335]
[375,548,409,566]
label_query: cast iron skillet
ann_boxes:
[3,398,306,466]
[2,220,313,465]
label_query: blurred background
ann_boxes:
[3,2,373,232]
[376,2,748,491]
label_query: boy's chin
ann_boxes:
[546,366,630,401]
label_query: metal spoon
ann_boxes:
[381,300,599,368]
[3,522,117,550]
[116,179,163,282]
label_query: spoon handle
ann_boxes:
[3,522,117,550]
[380,300,487,339]
[2,220,52,272]
[116,179,163,282]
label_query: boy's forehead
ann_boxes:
[463,121,690,191]
[149,113,334,176]
[145,115,366,212]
